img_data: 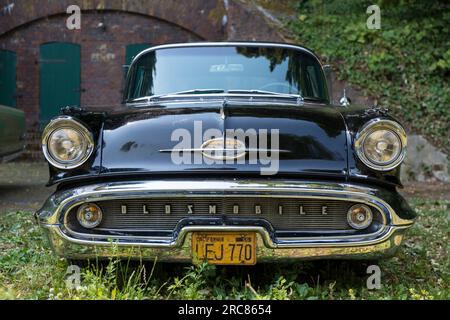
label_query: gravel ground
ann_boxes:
[400,181,450,201]
[0,161,449,214]
[0,162,55,213]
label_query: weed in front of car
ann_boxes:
[0,199,448,300]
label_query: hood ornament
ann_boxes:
[339,88,351,106]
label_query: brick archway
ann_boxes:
[0,0,225,40]
[0,9,205,124]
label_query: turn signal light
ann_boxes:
[77,203,103,229]
[347,204,373,230]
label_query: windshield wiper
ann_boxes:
[131,88,304,104]
[227,89,302,98]
[302,96,325,102]
[166,88,226,95]
[132,89,225,102]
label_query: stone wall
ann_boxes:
[401,135,449,183]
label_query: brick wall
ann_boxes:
[0,0,285,160]
[1,11,202,128]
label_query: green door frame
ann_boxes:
[124,43,152,76]
[125,43,152,66]
[122,43,152,98]
[39,42,81,126]
[0,49,17,107]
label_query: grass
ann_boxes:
[0,199,448,300]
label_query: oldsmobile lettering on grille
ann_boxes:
[119,204,328,215]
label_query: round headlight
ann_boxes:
[363,130,401,164]
[42,117,94,169]
[48,128,88,162]
[355,119,407,171]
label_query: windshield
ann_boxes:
[124,45,328,102]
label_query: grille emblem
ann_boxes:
[116,203,331,216]
[104,200,353,232]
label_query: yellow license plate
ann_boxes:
[192,232,257,265]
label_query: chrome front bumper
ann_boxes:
[36,180,415,262]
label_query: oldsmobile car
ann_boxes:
[36,42,416,265]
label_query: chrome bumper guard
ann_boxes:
[36,180,415,261]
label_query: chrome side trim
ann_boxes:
[159,148,290,154]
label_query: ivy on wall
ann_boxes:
[289,0,449,153]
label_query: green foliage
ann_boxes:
[0,199,448,300]
[289,0,450,153]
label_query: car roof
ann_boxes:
[129,41,323,68]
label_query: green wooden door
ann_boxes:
[39,42,80,125]
[0,50,17,107]
[125,43,152,66]
[124,44,151,77]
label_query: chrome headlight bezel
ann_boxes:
[42,116,94,170]
[355,119,407,171]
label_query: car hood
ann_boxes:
[99,101,348,178]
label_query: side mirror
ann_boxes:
[323,65,333,104]
[339,88,351,107]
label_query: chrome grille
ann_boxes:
[69,198,368,232]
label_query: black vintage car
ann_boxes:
[36,42,415,265]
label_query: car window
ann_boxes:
[125,46,328,102]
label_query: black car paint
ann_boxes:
[49,102,401,188]
[44,42,415,224]
[48,101,415,221]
